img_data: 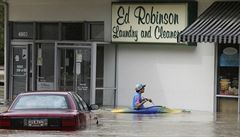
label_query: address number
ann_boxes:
[18,32,29,37]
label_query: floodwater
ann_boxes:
[1,107,240,137]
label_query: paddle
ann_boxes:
[144,97,155,105]
[148,99,155,105]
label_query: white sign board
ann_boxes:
[112,3,188,43]
[37,82,54,90]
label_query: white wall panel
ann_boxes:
[117,43,215,112]
[103,45,116,106]
[8,0,107,21]
[7,0,112,41]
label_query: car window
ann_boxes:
[75,93,89,111]
[72,93,84,111]
[13,94,69,109]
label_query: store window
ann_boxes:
[89,23,104,41]
[36,43,55,90]
[217,44,239,113]
[62,23,84,40]
[37,23,59,40]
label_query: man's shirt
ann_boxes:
[132,92,145,109]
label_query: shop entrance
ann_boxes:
[9,41,112,105]
[216,44,240,113]
[10,42,32,99]
[55,43,92,104]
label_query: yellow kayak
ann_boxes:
[111,106,189,114]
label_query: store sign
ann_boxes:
[112,3,188,43]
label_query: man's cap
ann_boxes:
[135,83,146,91]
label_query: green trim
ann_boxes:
[187,1,198,46]
[187,1,198,26]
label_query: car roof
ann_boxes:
[18,91,73,96]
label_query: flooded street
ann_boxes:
[1,107,240,137]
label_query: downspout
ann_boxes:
[114,44,118,108]
[1,0,8,104]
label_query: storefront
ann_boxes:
[111,1,205,111]
[3,0,239,113]
[4,0,117,106]
[179,1,240,113]
[9,22,110,105]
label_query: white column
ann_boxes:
[54,42,58,90]
[3,2,8,103]
[90,43,97,104]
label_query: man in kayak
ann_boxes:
[132,83,152,110]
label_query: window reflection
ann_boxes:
[14,95,69,109]
[37,43,54,90]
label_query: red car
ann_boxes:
[0,91,99,130]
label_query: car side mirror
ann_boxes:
[89,104,99,110]
[6,100,13,106]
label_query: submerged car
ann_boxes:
[0,91,99,130]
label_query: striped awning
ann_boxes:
[178,1,240,44]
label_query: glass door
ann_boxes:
[11,45,28,99]
[59,49,74,91]
[58,47,91,104]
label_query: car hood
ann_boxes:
[0,109,79,117]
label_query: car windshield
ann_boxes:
[12,94,69,109]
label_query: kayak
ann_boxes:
[111,106,189,114]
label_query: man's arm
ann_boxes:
[142,98,152,103]
[135,99,149,109]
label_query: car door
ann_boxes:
[71,93,87,128]
[74,93,97,125]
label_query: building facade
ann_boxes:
[2,0,240,113]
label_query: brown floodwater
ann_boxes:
[0,107,240,137]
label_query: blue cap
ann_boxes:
[135,83,146,91]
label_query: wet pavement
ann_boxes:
[1,106,240,137]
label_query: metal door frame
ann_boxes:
[55,44,91,91]
[55,41,98,104]
[10,41,32,100]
